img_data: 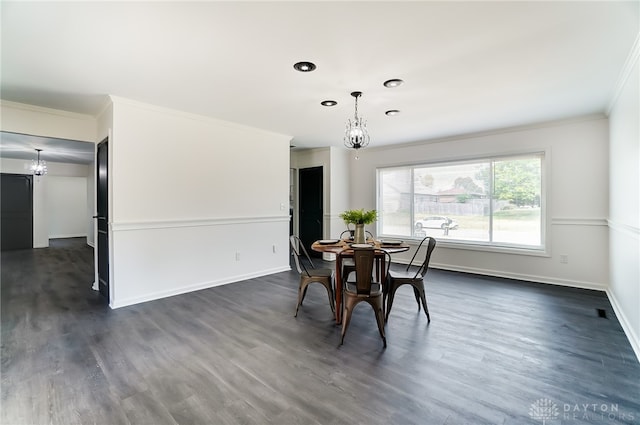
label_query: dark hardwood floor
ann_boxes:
[2,238,639,425]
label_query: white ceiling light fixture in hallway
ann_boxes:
[30,148,47,176]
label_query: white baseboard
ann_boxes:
[49,234,87,239]
[397,259,608,291]
[606,288,640,363]
[109,266,291,309]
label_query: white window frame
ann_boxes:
[376,149,550,257]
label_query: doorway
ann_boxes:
[298,166,323,257]
[96,138,109,302]
[1,174,33,250]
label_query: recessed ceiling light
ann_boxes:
[321,100,337,107]
[293,61,316,72]
[385,110,400,116]
[383,79,404,88]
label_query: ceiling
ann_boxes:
[1,1,638,163]
[0,131,94,165]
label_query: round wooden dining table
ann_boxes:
[311,239,410,324]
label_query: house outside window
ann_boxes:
[377,153,544,251]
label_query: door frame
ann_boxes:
[289,168,297,236]
[93,135,110,304]
[297,166,324,257]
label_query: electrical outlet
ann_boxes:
[235,252,240,261]
[560,254,568,264]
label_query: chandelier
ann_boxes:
[344,91,370,151]
[30,149,47,176]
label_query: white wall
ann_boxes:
[47,176,88,238]
[329,148,352,236]
[0,100,96,142]
[0,158,90,247]
[608,45,639,359]
[348,116,610,290]
[108,97,291,308]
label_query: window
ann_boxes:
[377,153,544,250]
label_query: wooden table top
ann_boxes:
[311,239,410,254]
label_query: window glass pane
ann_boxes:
[413,163,490,241]
[377,152,544,250]
[492,156,542,246]
[379,168,412,237]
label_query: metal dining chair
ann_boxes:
[385,236,436,323]
[338,229,375,289]
[289,235,335,317]
[340,247,391,348]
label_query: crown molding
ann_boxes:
[0,99,95,121]
[607,31,640,115]
[364,113,607,154]
[96,97,113,121]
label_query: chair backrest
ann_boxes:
[405,236,436,279]
[289,235,315,276]
[340,229,374,241]
[351,248,377,295]
[340,230,354,240]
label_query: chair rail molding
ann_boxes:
[551,217,609,226]
[607,219,640,238]
[111,215,289,232]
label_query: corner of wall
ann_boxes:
[607,288,640,363]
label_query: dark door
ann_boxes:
[1,174,33,251]
[96,138,109,301]
[299,166,323,257]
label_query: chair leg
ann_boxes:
[324,282,336,313]
[382,278,389,323]
[370,298,387,348]
[340,297,355,345]
[412,286,422,311]
[385,284,397,322]
[295,281,307,317]
[418,287,430,323]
